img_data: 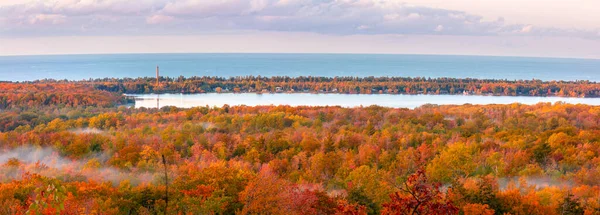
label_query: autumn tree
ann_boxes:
[381,169,458,215]
[238,166,292,215]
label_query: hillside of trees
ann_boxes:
[2,80,600,214]
[1,89,600,214]
[0,82,128,109]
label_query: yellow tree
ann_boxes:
[426,142,477,183]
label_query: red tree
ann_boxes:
[382,169,458,215]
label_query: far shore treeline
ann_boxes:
[8,76,600,97]
[84,76,600,97]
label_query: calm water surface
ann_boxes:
[129,93,600,109]
[2,53,599,81]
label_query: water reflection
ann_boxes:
[128,93,600,109]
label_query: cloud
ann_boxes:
[146,14,175,24]
[28,14,66,25]
[356,25,370,30]
[160,0,258,17]
[0,0,597,39]
[520,25,533,33]
[149,0,512,35]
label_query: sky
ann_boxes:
[0,0,599,58]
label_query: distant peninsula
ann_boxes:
[30,76,600,97]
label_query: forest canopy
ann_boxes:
[0,81,599,214]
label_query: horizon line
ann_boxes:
[1,52,599,61]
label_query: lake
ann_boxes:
[2,53,600,82]
[129,93,600,109]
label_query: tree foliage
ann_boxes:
[0,85,600,214]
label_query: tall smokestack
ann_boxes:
[156,65,159,86]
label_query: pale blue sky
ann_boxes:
[0,0,598,58]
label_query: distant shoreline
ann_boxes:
[83,76,600,98]
[4,75,600,98]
